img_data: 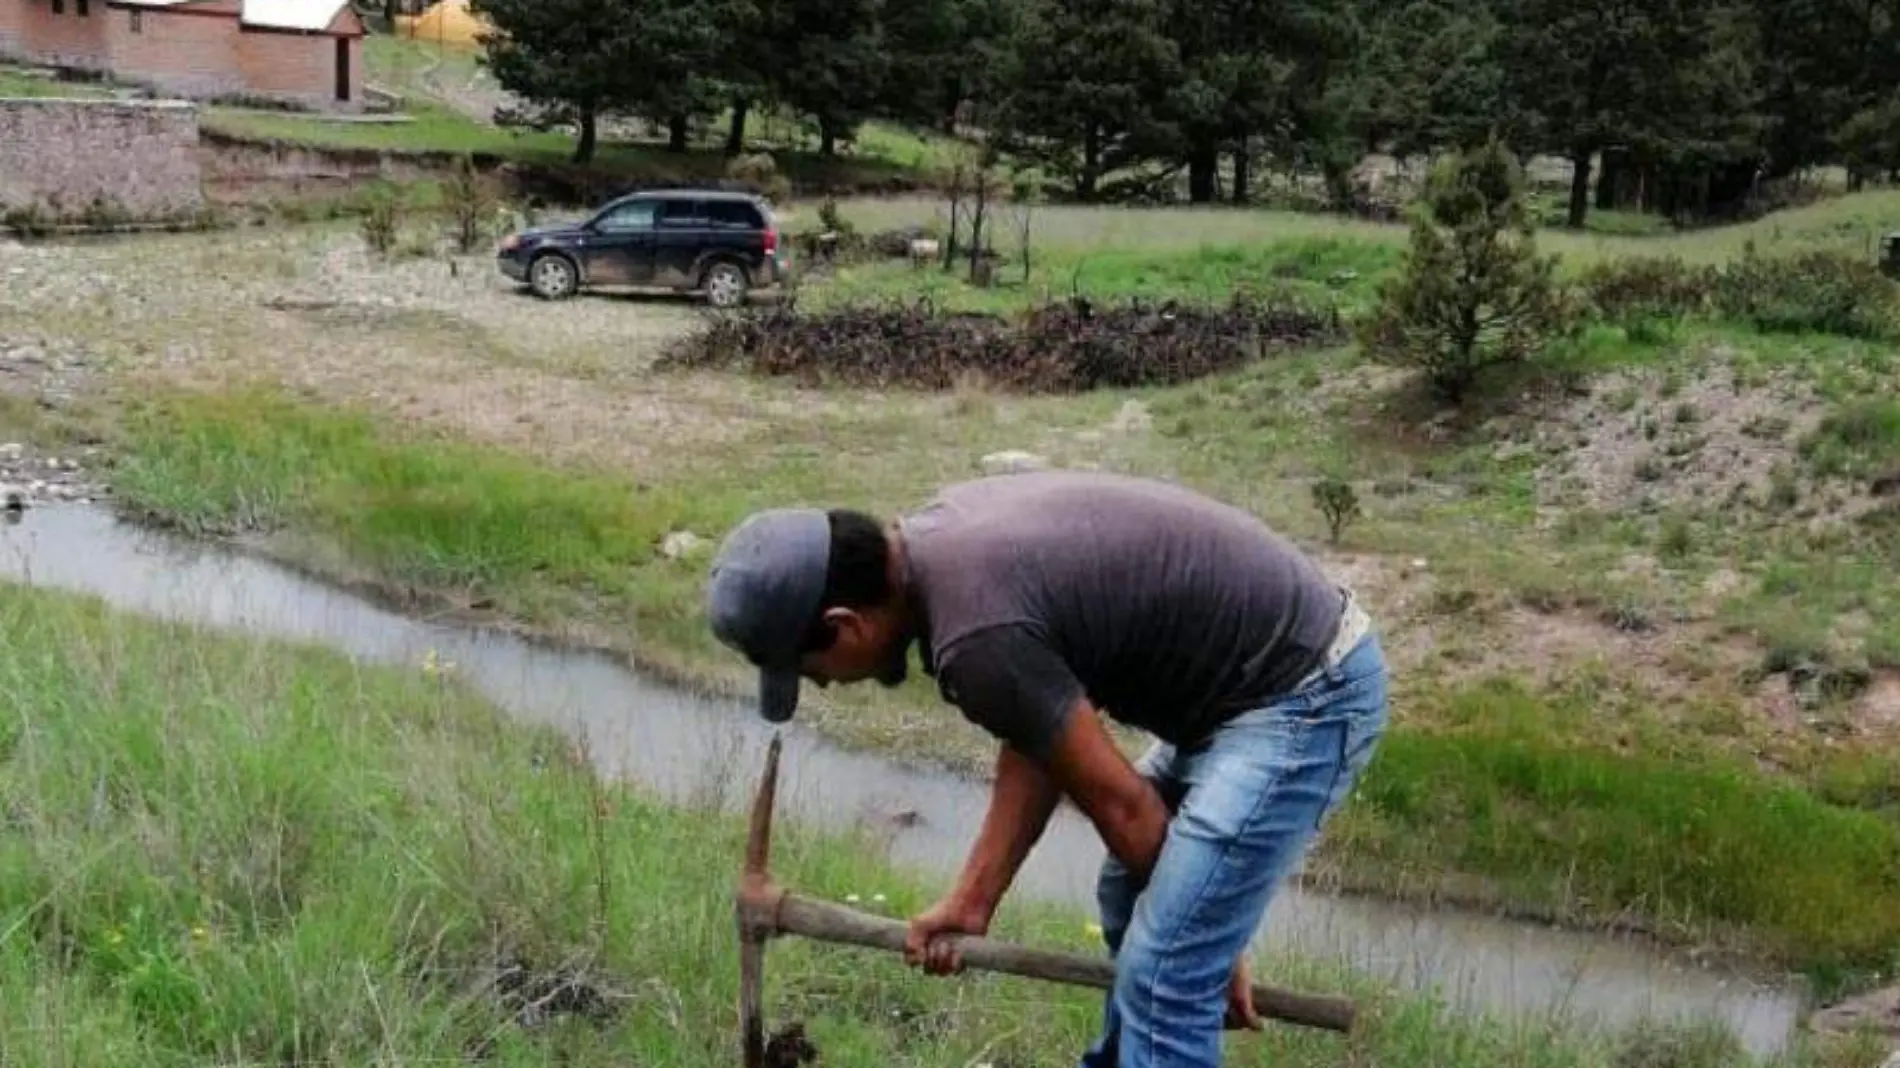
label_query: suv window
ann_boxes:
[657,199,709,228]
[703,199,763,230]
[593,200,658,233]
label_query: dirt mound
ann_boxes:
[1532,360,1823,513]
[656,296,1342,393]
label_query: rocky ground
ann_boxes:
[1533,359,1826,514]
[0,299,107,514]
[0,441,107,514]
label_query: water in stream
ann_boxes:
[0,504,1809,1056]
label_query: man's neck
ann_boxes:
[886,520,925,648]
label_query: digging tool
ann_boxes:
[734,734,1359,1067]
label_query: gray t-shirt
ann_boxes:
[897,470,1345,760]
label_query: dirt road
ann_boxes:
[0,225,829,475]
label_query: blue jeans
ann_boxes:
[1080,630,1389,1068]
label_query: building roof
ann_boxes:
[239,0,349,31]
[116,0,352,32]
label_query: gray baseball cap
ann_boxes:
[705,507,832,723]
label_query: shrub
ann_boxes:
[1712,245,1900,340]
[1,203,51,237]
[1799,398,1900,482]
[1311,477,1361,544]
[1357,139,1578,404]
[1577,255,1718,339]
[442,154,497,255]
[78,194,129,228]
[726,151,790,203]
[816,196,852,237]
[358,185,401,256]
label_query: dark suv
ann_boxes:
[495,188,783,307]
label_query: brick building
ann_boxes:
[0,0,367,111]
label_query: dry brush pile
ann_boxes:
[656,296,1344,392]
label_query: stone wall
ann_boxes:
[0,97,203,221]
[196,132,450,206]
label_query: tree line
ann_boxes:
[465,0,1900,227]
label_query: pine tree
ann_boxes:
[467,0,728,164]
[772,0,890,156]
[1358,140,1576,404]
[995,0,1181,199]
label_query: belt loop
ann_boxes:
[1322,587,1351,684]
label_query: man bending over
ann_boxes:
[704,469,1389,1068]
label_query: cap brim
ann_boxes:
[759,666,800,724]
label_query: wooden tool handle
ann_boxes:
[775,891,1357,1033]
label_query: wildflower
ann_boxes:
[1084,921,1104,938]
[421,648,457,679]
[844,893,861,905]
[191,925,210,941]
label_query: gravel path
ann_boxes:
[0,225,828,475]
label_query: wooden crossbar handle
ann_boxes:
[767,890,1357,1033]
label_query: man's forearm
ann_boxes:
[1036,700,1171,894]
[948,745,1062,918]
[1087,782,1169,891]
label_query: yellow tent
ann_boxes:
[394,0,492,51]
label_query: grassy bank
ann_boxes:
[199,103,942,202]
[198,34,959,199]
[1347,680,1900,992]
[0,65,116,98]
[13,579,1892,1067]
[94,382,1900,985]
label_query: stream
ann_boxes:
[0,503,1810,1057]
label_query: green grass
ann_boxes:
[5,579,1895,1068]
[825,188,1900,265]
[804,236,1398,314]
[198,99,940,196]
[1335,678,1900,989]
[106,386,790,693]
[0,64,115,99]
[786,189,1900,320]
[95,383,1900,982]
[201,99,903,186]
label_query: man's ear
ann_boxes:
[821,605,863,643]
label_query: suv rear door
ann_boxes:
[704,198,766,272]
[653,198,713,287]
[654,197,767,287]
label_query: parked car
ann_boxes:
[495,188,784,307]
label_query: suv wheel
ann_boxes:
[529,253,578,300]
[702,261,749,309]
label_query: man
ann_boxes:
[704,469,1388,1068]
